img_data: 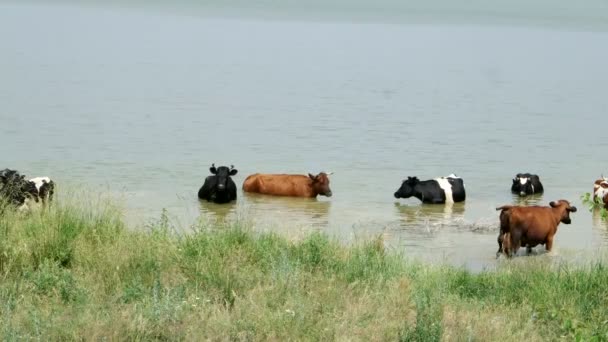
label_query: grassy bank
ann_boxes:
[0,197,607,341]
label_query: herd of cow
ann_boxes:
[2,165,608,259]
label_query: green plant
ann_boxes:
[581,193,608,219]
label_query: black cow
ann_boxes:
[394,174,466,204]
[198,164,238,204]
[511,173,543,197]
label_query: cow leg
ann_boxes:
[509,230,522,258]
[526,245,533,255]
[545,236,554,253]
[496,233,503,258]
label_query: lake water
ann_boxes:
[2,1,607,270]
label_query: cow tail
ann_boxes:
[496,205,512,235]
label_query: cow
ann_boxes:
[495,199,577,258]
[511,173,543,197]
[242,172,333,198]
[198,164,238,204]
[0,169,51,210]
[28,177,55,205]
[394,174,465,204]
[593,176,608,209]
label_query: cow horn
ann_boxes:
[230,165,234,169]
[326,172,334,175]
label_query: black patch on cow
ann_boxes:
[448,177,466,202]
[0,169,34,207]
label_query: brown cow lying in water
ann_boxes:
[243,172,333,198]
[495,199,577,258]
[593,176,608,209]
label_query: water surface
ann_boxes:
[1,2,607,270]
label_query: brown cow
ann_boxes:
[242,172,333,198]
[495,199,577,258]
[593,177,608,209]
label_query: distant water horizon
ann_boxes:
[8,0,608,31]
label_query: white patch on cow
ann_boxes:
[519,177,529,185]
[29,177,50,191]
[435,177,454,204]
[595,185,608,201]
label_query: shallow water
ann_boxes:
[1,1,608,270]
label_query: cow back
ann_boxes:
[501,206,559,243]
[243,174,316,197]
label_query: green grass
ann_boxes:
[0,195,607,341]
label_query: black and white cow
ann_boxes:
[28,177,55,205]
[511,173,543,197]
[198,164,238,204]
[394,174,466,204]
[0,169,54,210]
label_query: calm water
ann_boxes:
[2,2,608,270]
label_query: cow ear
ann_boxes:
[229,169,238,176]
[308,173,316,180]
[549,201,557,208]
[210,165,217,174]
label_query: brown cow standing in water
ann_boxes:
[243,172,333,198]
[593,176,608,209]
[495,199,577,258]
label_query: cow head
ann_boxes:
[549,200,577,224]
[209,164,237,191]
[512,174,535,196]
[308,172,332,197]
[593,177,608,201]
[394,177,419,199]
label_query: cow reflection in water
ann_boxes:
[592,208,608,242]
[243,192,331,227]
[394,202,466,227]
[198,200,237,224]
[511,192,544,206]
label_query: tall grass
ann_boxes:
[0,195,607,340]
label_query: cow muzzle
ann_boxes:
[519,191,527,196]
[217,184,226,191]
[324,190,333,197]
